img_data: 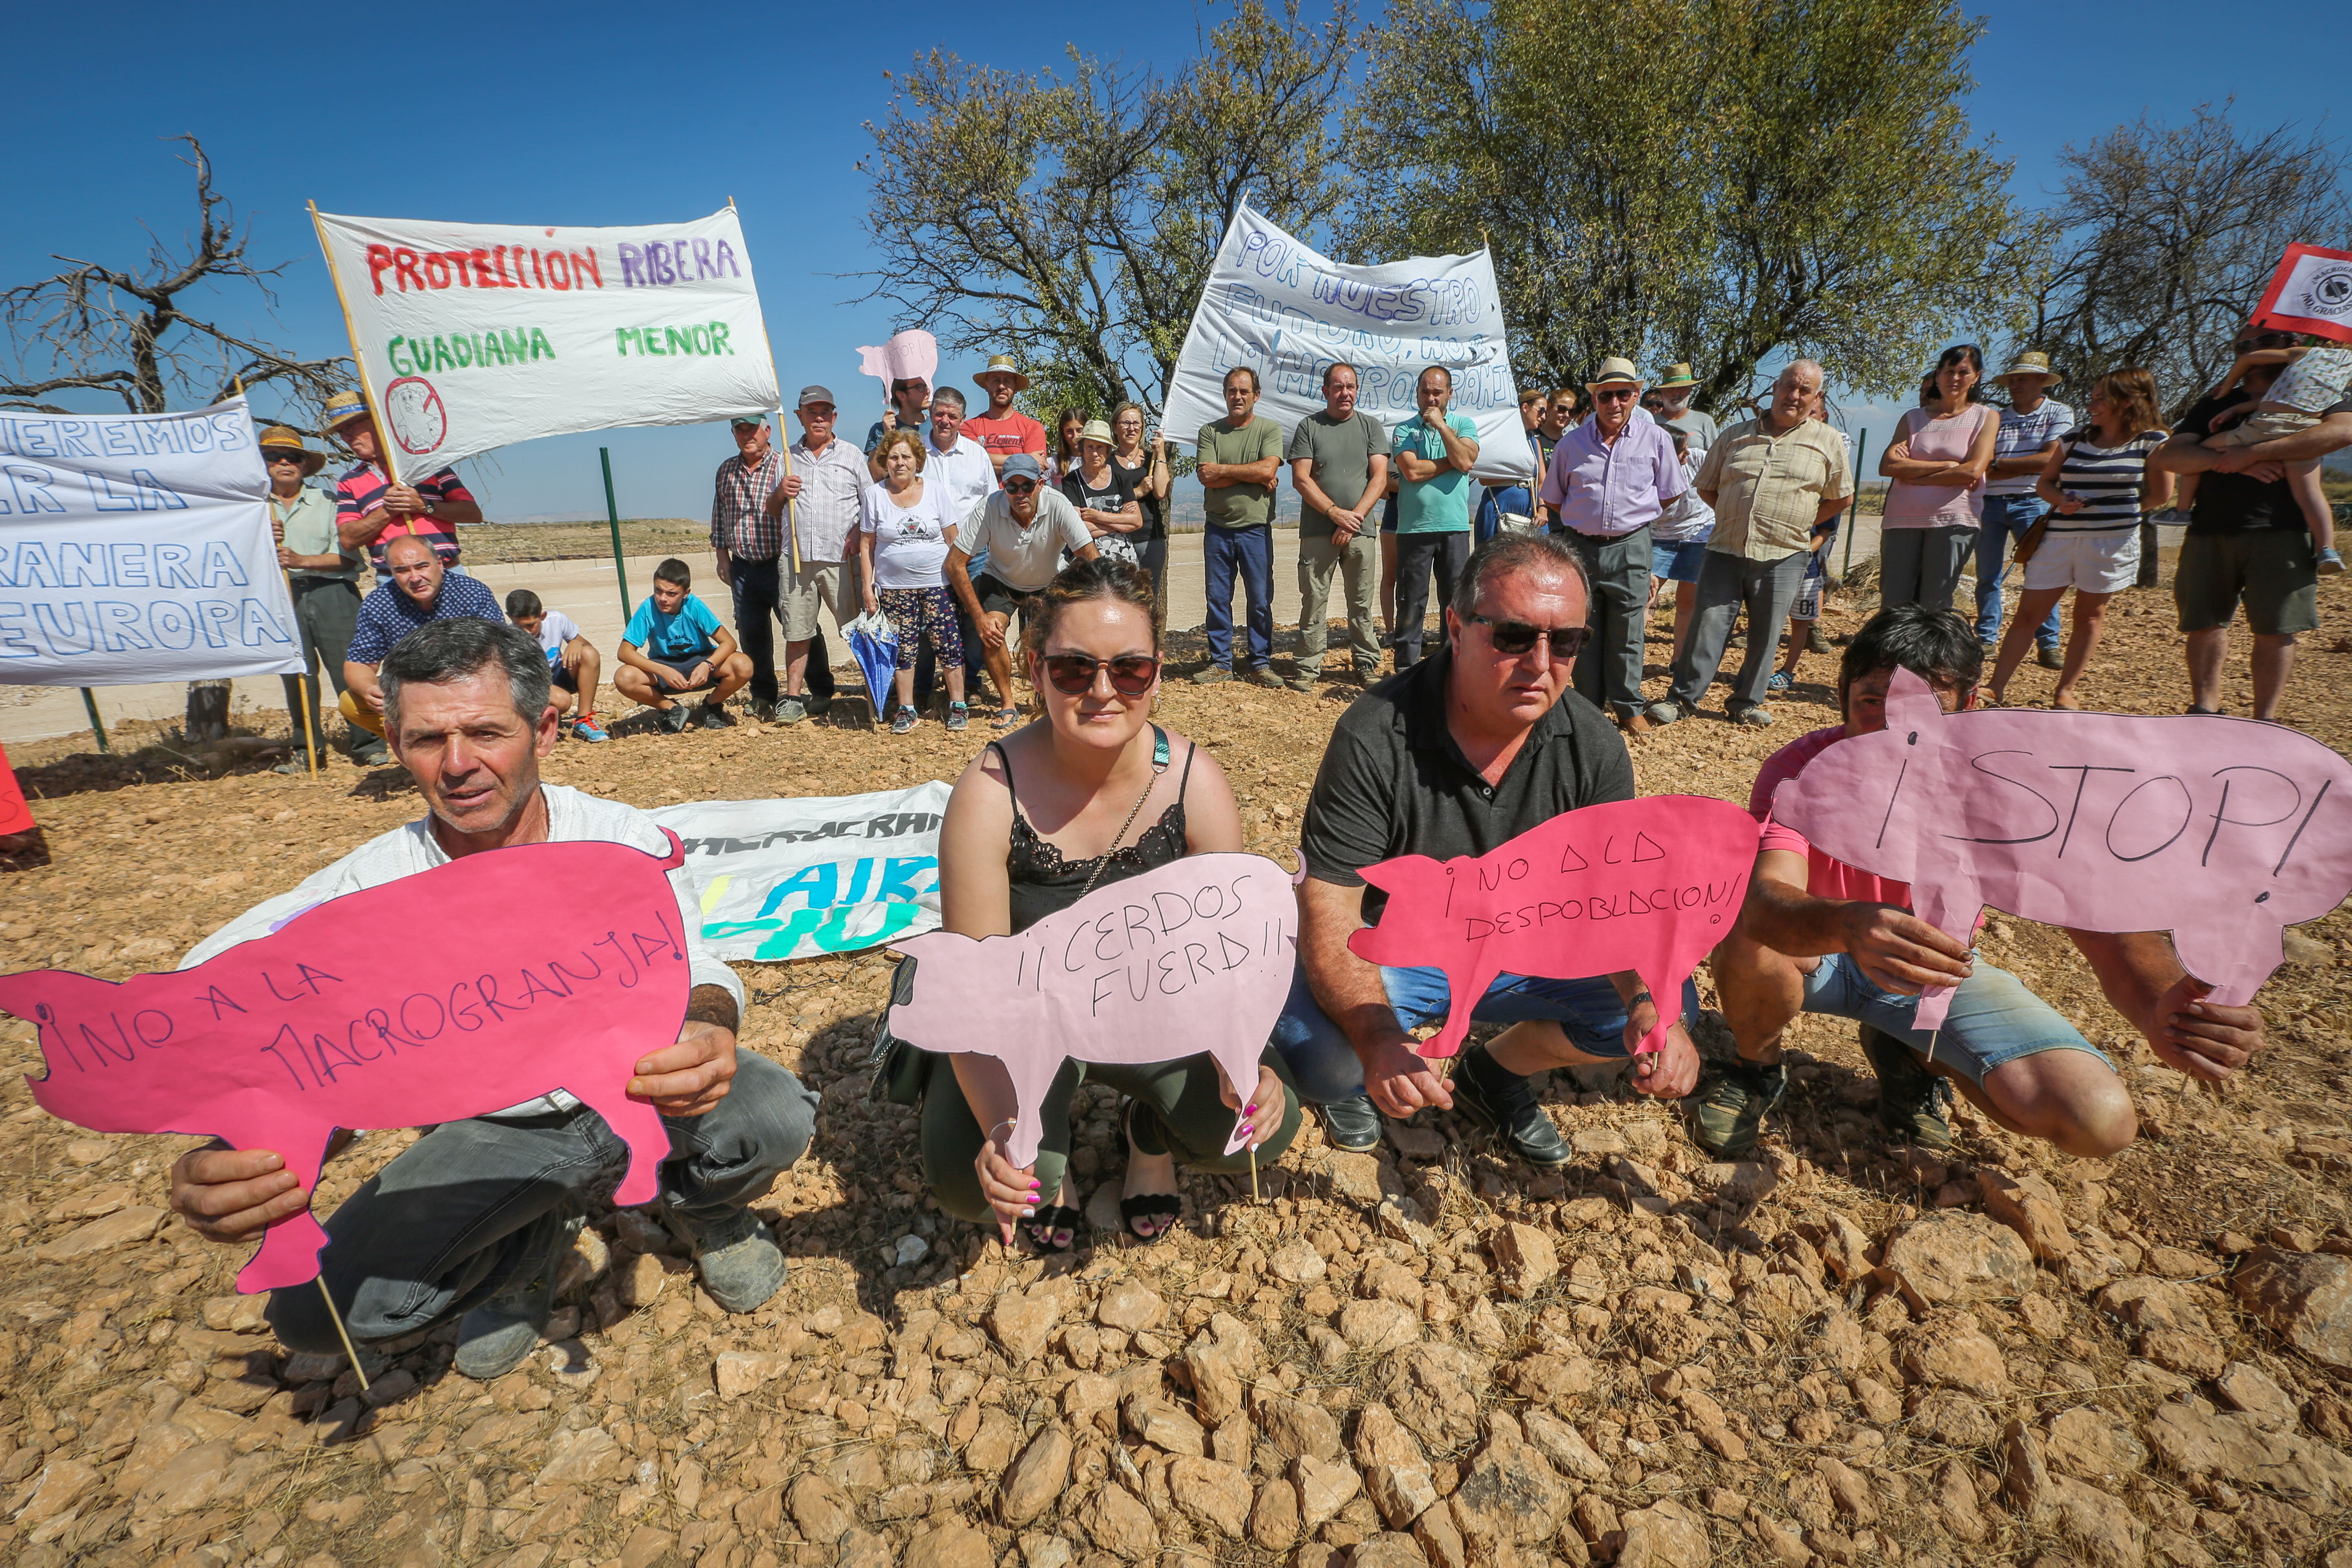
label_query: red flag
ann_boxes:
[2250,243,2352,345]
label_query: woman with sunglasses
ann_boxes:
[1879,345,1998,610]
[921,558,1300,1250]
[860,429,969,733]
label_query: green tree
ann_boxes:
[1343,0,2032,412]
[2022,106,2351,414]
[854,1,1359,421]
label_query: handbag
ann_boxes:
[2009,434,2073,566]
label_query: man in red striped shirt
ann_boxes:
[324,390,482,573]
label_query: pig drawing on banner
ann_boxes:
[884,853,1296,1170]
[0,834,695,1293]
[1348,797,1763,1066]
[1768,668,2352,1031]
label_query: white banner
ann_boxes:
[313,207,781,475]
[0,396,303,686]
[1162,201,1534,483]
[648,782,950,962]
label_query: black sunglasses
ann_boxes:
[1042,652,1159,697]
[1003,478,1039,494]
[1464,612,1590,659]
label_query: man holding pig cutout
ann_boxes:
[1702,604,2267,1158]
[1277,531,1702,1163]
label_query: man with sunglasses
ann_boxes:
[1277,532,1702,1161]
[947,454,1099,727]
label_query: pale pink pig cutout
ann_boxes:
[1769,668,2352,1029]
[885,853,1298,1169]
[1349,796,1762,1061]
[856,330,940,396]
[0,833,695,1293]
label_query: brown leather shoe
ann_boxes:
[1620,710,1653,737]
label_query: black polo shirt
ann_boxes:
[1301,648,1634,922]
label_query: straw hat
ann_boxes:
[1078,418,1115,449]
[1653,362,1699,389]
[1992,350,2060,385]
[976,354,1032,392]
[256,426,326,477]
[321,390,372,434]
[1586,356,1642,390]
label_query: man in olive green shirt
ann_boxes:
[261,425,368,769]
[1194,367,1286,686]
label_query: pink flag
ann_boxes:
[0,834,695,1292]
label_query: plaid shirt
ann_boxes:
[710,448,784,561]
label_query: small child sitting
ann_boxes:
[2187,343,2351,574]
[505,588,608,742]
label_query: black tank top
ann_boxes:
[993,728,1196,934]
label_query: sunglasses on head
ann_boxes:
[1464,612,1590,659]
[1042,651,1159,696]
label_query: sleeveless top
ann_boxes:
[2047,429,2164,533]
[993,728,1196,934]
[1882,403,1993,530]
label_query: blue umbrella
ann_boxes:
[844,612,899,715]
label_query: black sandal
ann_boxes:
[1021,1202,1083,1254]
[1118,1100,1183,1243]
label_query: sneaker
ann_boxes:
[890,705,917,734]
[1765,672,1792,695]
[670,1207,788,1313]
[1247,667,1284,688]
[2321,548,2345,576]
[1317,1093,1383,1153]
[945,702,969,731]
[1859,1025,1953,1150]
[1287,672,1321,693]
[1447,1044,1573,1167]
[1642,699,1684,728]
[1191,666,1234,685]
[1692,1058,1788,1158]
[773,695,808,726]
[805,691,833,718]
[697,702,736,729]
[991,706,1021,730]
[1806,625,1831,654]
[1728,702,1775,726]
[453,1209,581,1380]
[2035,645,2065,670]
[351,739,390,767]
[571,715,610,742]
[1352,664,1382,684]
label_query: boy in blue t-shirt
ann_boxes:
[614,558,753,733]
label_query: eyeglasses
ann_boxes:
[1042,652,1160,696]
[1464,612,1590,659]
[1003,479,1038,495]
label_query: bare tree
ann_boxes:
[2023,106,2352,413]
[1,136,354,737]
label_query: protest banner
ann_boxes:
[0,395,303,687]
[1349,797,1761,1063]
[648,782,951,961]
[1160,200,1535,483]
[1769,669,2352,1030]
[310,206,781,479]
[0,833,695,1292]
[885,852,1296,1169]
[2251,243,2352,345]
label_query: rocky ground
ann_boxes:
[2,565,2350,1568]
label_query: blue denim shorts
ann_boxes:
[1271,959,1701,1104]
[1801,952,2112,1087]
[1651,539,1709,583]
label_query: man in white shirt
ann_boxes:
[165,619,817,1380]
[920,387,1002,708]
[771,385,871,724]
[947,453,1098,727]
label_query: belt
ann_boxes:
[287,573,360,588]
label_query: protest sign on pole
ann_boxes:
[310,207,782,475]
[2251,243,2352,345]
[1161,200,1535,483]
[0,396,304,687]
[648,782,951,961]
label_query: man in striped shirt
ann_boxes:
[712,412,832,721]
[1978,353,2071,664]
[324,391,482,573]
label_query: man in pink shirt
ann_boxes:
[1699,604,2268,1158]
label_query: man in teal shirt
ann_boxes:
[1390,366,1482,666]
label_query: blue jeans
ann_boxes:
[264,1054,817,1353]
[1976,494,2062,649]
[1270,960,1701,1103]
[1800,952,2111,1087]
[1204,523,1275,669]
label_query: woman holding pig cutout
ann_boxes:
[918,558,1301,1249]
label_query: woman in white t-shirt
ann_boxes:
[861,430,968,734]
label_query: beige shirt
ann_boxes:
[1693,416,1852,561]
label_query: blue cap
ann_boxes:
[1003,453,1045,481]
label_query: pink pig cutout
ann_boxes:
[884,852,1299,1170]
[1347,796,1762,1062]
[856,329,940,397]
[0,833,695,1293]
[1768,668,2352,1030]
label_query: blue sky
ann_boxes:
[2,1,2342,519]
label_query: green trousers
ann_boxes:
[922,1048,1302,1225]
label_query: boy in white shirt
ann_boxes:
[506,588,609,740]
